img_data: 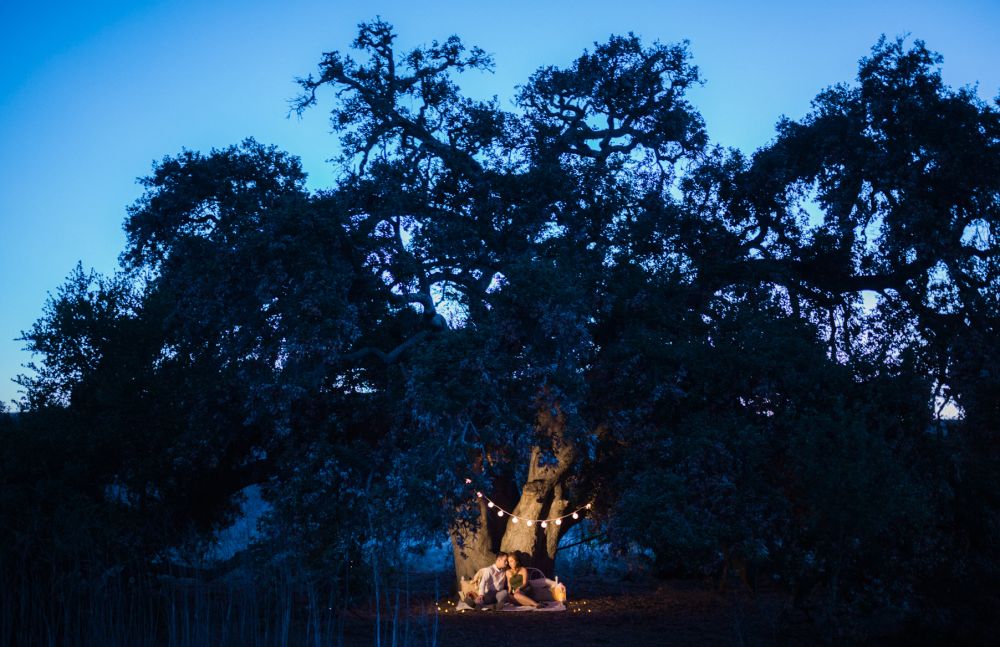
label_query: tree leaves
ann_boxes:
[10,23,1000,636]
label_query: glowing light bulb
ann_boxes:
[465,478,472,484]
[555,519,562,526]
[526,520,534,526]
[572,512,579,519]
[512,517,519,523]
[497,510,504,517]
[487,501,494,508]
[585,503,592,509]
[540,521,548,528]
[477,492,483,498]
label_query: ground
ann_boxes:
[338,574,817,646]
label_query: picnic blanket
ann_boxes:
[456,599,567,612]
[456,567,567,612]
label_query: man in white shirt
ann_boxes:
[474,552,510,610]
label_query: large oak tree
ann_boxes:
[12,23,999,633]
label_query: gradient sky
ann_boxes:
[2,0,998,406]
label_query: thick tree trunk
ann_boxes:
[450,497,500,585]
[499,448,574,576]
[450,397,579,586]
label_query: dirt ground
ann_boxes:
[338,575,817,647]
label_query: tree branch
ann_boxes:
[340,329,430,365]
[556,533,607,554]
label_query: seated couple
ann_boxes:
[474,551,546,610]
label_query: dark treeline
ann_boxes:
[2,19,999,644]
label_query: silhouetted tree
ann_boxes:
[8,21,1000,641]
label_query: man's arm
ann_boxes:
[477,568,489,596]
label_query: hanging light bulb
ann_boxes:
[487,501,494,508]
[585,503,592,509]
[526,520,534,526]
[540,521,548,528]
[465,478,472,484]
[512,516,519,523]
[497,510,504,517]
[572,512,579,520]
[476,491,483,498]
[555,519,562,526]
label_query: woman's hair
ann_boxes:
[506,552,520,567]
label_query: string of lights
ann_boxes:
[473,489,592,528]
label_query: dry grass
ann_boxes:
[339,575,804,647]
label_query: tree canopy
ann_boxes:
[5,20,1000,641]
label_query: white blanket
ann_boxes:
[455,599,566,612]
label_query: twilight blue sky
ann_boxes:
[2,0,998,406]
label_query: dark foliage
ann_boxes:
[3,22,999,643]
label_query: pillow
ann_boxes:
[458,567,489,602]
[528,577,567,602]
